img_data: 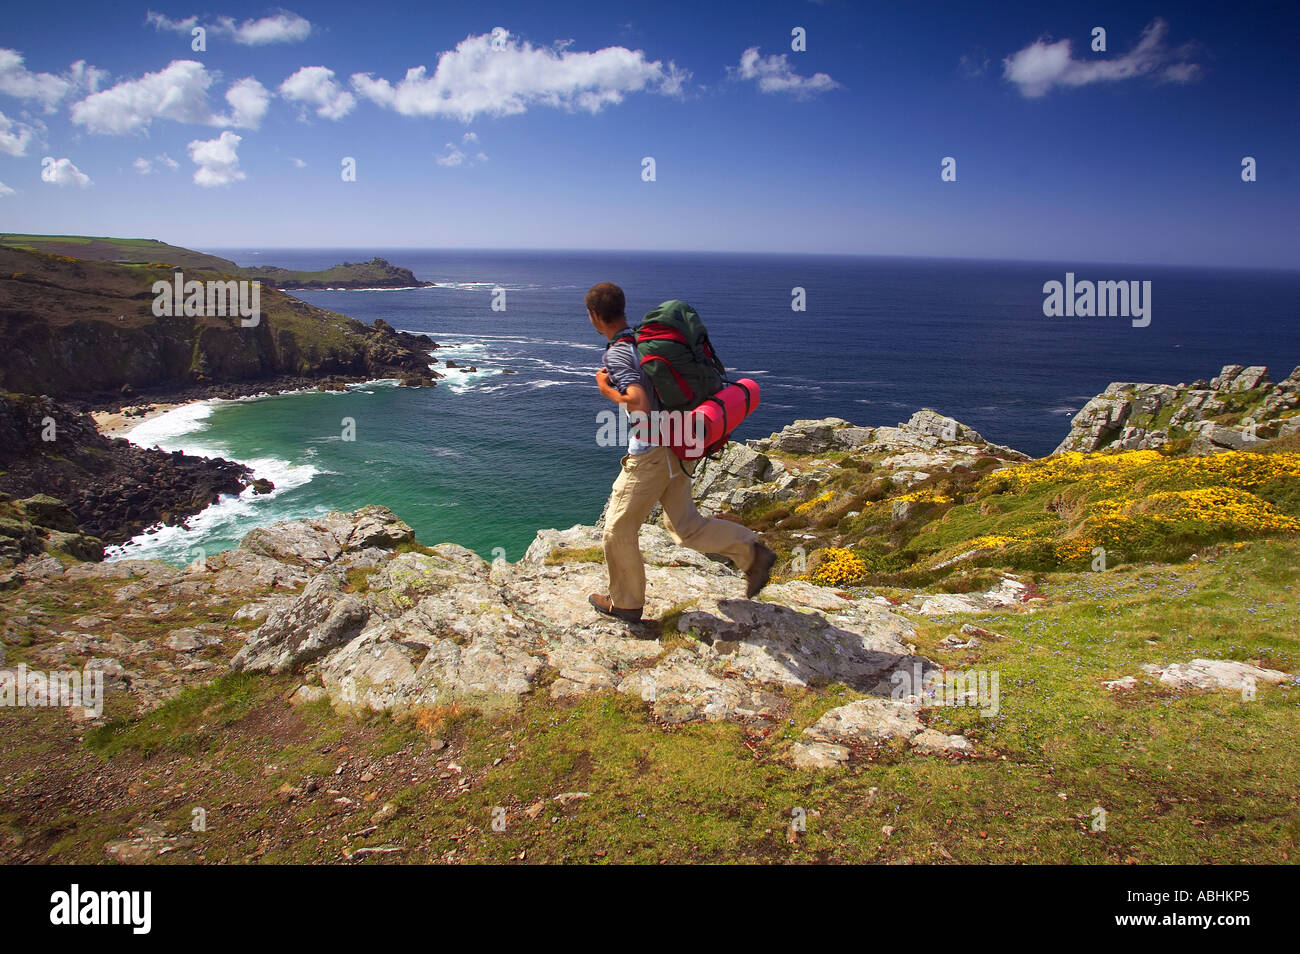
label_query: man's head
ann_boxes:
[586,281,626,337]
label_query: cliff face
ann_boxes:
[1054,364,1300,455]
[0,247,440,399]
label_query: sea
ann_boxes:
[104,250,1300,566]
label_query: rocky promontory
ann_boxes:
[0,246,442,400]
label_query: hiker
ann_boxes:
[585,281,776,624]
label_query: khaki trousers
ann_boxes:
[602,445,757,609]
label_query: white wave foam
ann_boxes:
[286,285,428,292]
[105,455,320,564]
[124,401,217,449]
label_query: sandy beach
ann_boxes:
[90,401,191,438]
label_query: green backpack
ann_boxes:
[613,300,726,412]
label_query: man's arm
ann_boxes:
[596,369,651,415]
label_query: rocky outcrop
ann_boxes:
[243,257,432,290]
[1140,659,1289,692]
[17,505,969,764]
[686,410,1027,517]
[750,410,1025,460]
[791,698,971,769]
[1053,365,1300,455]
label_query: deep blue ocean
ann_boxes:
[108,250,1300,566]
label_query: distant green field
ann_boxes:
[0,233,239,271]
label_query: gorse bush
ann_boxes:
[810,547,869,586]
[953,449,1300,569]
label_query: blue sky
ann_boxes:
[1,0,1297,267]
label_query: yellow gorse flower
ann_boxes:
[965,450,1300,565]
[793,490,835,514]
[810,547,868,586]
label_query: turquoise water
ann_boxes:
[107,346,619,566]
[106,249,1300,567]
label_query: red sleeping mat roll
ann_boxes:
[668,378,761,461]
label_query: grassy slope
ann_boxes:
[1,534,1296,864]
[0,234,424,288]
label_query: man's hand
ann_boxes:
[596,368,620,401]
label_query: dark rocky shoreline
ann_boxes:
[0,393,263,553]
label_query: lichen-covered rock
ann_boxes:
[239,505,412,566]
[1141,659,1288,692]
[1054,365,1299,454]
[789,696,971,768]
[230,567,370,673]
[222,510,944,728]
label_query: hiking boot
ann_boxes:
[745,542,777,598]
[588,593,644,624]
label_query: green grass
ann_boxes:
[84,672,274,759]
[544,546,605,565]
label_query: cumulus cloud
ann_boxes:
[188,130,244,186]
[289,156,306,167]
[730,47,839,97]
[147,10,312,45]
[350,29,688,121]
[0,110,38,156]
[435,131,487,167]
[0,49,106,111]
[1003,18,1201,98]
[279,66,355,120]
[224,76,271,126]
[0,180,15,197]
[69,61,268,134]
[41,156,92,187]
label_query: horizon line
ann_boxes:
[196,245,1300,275]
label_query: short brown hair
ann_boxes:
[585,282,625,323]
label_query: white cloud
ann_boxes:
[134,152,180,174]
[69,61,268,134]
[350,29,688,121]
[41,156,92,187]
[0,49,106,112]
[188,130,244,186]
[225,12,311,45]
[289,156,306,167]
[436,132,488,167]
[224,76,271,126]
[0,180,15,197]
[279,66,355,120]
[0,110,37,156]
[145,12,199,33]
[147,10,312,45]
[1003,18,1201,98]
[730,47,839,97]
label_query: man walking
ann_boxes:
[585,281,776,625]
